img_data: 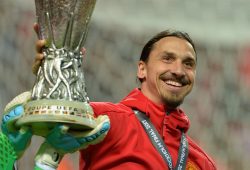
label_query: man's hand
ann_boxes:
[46,115,110,154]
[32,39,46,75]
[32,23,45,75]
[1,92,32,158]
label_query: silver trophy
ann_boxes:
[16,0,97,137]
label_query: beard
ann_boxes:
[161,91,186,108]
[158,73,193,108]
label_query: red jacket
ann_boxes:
[80,88,216,170]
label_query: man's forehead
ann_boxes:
[154,37,194,51]
[151,37,196,60]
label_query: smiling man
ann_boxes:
[2,29,217,170]
[138,34,196,109]
[79,30,216,170]
[62,30,215,169]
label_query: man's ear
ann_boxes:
[137,61,146,80]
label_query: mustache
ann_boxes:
[159,73,190,85]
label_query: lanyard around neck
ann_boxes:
[134,110,189,170]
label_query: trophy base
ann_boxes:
[16,99,96,137]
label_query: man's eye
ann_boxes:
[162,55,173,61]
[184,61,195,68]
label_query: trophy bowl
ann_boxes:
[15,0,97,137]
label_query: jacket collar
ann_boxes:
[120,88,190,133]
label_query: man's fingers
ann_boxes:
[33,23,46,75]
[34,39,46,75]
[36,39,46,53]
[35,53,44,61]
[32,60,41,75]
[32,53,44,75]
[33,23,40,38]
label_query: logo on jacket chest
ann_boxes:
[186,161,200,170]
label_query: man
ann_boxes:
[2,29,216,169]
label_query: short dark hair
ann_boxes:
[140,30,196,62]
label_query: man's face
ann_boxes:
[137,36,196,108]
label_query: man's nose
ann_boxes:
[170,61,185,77]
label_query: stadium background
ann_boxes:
[0,0,250,169]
